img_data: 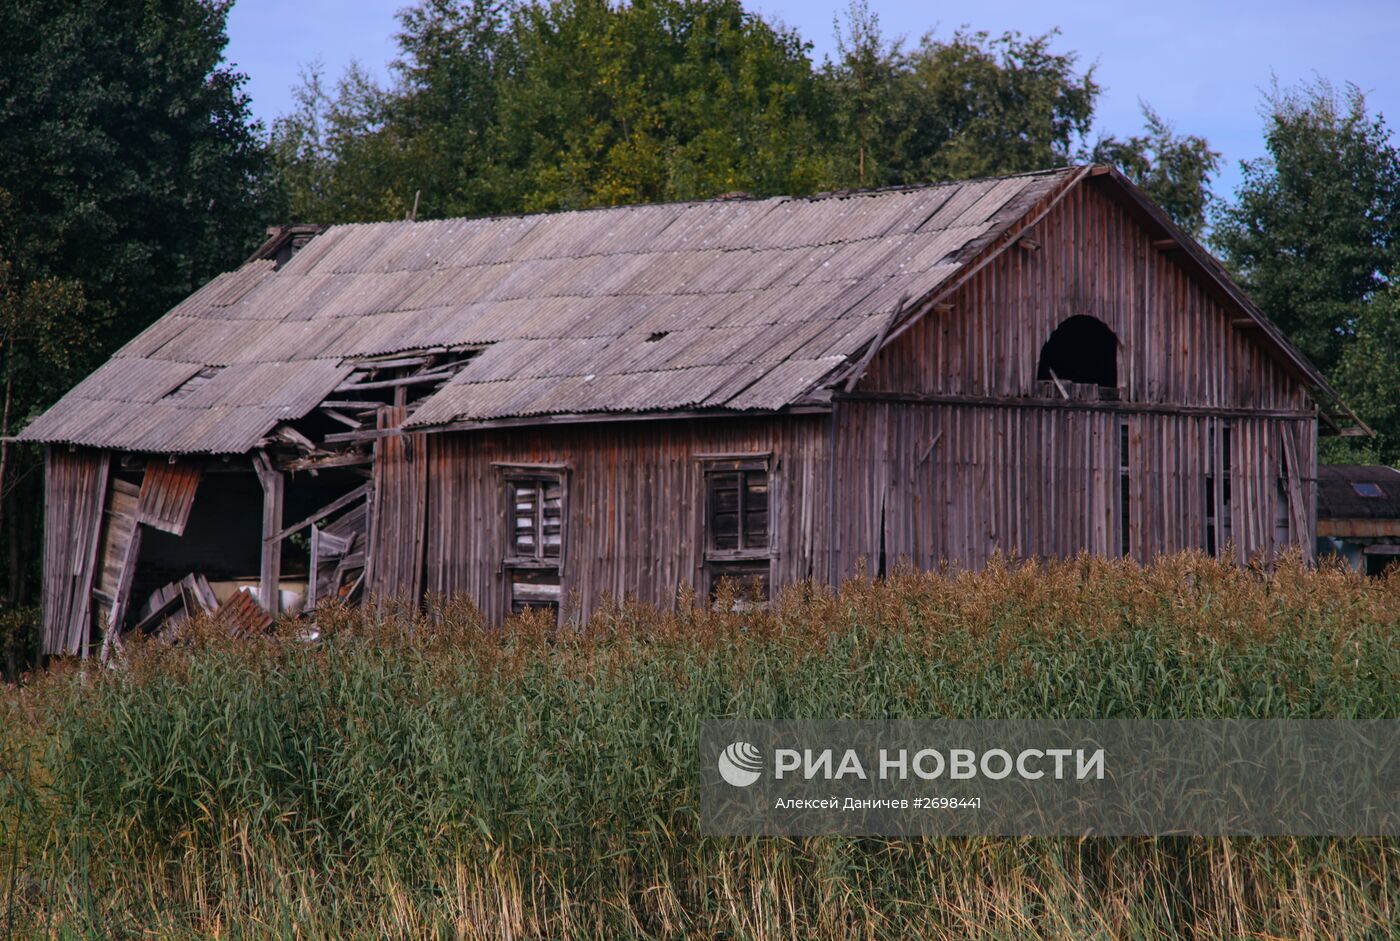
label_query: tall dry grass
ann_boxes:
[0,552,1396,939]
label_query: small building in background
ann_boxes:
[1317,465,1400,575]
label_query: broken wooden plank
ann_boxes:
[279,450,373,473]
[210,589,275,638]
[272,426,319,452]
[334,370,454,393]
[320,400,387,410]
[320,407,363,429]
[843,296,907,394]
[271,482,371,543]
[137,457,202,535]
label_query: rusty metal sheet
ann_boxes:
[137,457,203,535]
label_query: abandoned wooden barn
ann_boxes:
[19,165,1364,656]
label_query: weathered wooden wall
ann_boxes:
[843,174,1317,568]
[830,401,1316,574]
[861,176,1310,411]
[40,447,110,655]
[421,416,831,622]
[367,405,428,602]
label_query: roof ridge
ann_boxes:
[311,166,1084,232]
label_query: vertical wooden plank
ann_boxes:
[253,451,284,616]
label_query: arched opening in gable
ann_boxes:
[1036,315,1120,390]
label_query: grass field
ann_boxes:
[1,553,1397,939]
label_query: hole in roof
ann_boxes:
[1352,482,1384,498]
[165,366,222,401]
[646,331,669,343]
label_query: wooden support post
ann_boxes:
[98,526,142,664]
[253,451,284,616]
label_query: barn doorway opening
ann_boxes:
[1036,315,1119,389]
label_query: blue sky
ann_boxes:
[225,0,1398,200]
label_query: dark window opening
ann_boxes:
[1036,315,1119,389]
[1205,420,1233,557]
[1118,422,1131,557]
[1364,553,1395,578]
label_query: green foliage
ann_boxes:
[1325,282,1400,463]
[2,557,1396,938]
[823,2,1100,189]
[275,0,834,220]
[1093,103,1221,237]
[491,0,832,210]
[276,0,1219,225]
[0,0,276,624]
[1213,80,1400,377]
[0,0,279,348]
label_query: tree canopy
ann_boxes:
[0,0,277,621]
[273,0,1217,228]
[1213,80,1400,461]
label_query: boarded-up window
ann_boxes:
[509,568,562,614]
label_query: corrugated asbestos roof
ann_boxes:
[19,168,1074,452]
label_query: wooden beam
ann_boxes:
[98,526,143,664]
[321,404,835,444]
[844,295,908,393]
[321,407,363,429]
[321,400,387,410]
[253,451,284,616]
[271,482,370,543]
[1152,238,1181,251]
[279,450,373,473]
[334,371,454,393]
[838,390,1319,421]
[355,355,430,370]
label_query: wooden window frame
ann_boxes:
[702,458,771,561]
[701,456,772,601]
[498,465,568,618]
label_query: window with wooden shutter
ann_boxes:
[499,467,566,620]
[509,477,562,560]
[702,457,771,604]
[706,467,769,553]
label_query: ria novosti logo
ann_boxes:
[717,741,763,787]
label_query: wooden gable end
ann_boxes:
[858,174,1312,415]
